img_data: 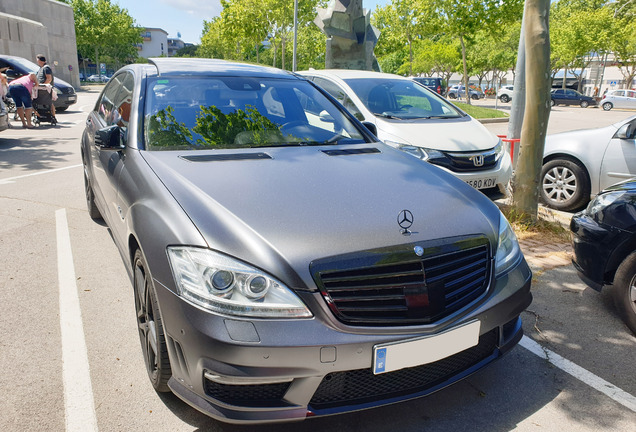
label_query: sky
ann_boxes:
[115,0,389,45]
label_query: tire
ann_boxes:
[550,99,556,107]
[471,94,479,100]
[448,93,456,99]
[55,106,68,112]
[500,95,510,103]
[83,161,102,220]
[602,102,613,111]
[540,158,591,211]
[613,252,636,335]
[580,100,589,108]
[134,249,172,392]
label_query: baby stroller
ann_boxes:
[32,85,57,126]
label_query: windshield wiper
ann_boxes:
[374,113,403,120]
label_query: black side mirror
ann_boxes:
[5,69,20,79]
[362,121,377,137]
[95,125,124,149]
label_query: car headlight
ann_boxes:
[385,140,444,161]
[167,246,312,318]
[586,191,625,216]
[493,139,504,161]
[495,211,522,276]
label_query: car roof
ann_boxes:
[298,69,410,81]
[147,58,298,79]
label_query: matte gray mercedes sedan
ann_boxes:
[81,58,532,424]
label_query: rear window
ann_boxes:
[144,77,367,151]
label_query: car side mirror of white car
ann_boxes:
[616,123,635,140]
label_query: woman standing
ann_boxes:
[8,72,37,128]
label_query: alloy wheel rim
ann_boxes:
[543,166,577,204]
[629,274,636,314]
[135,262,159,379]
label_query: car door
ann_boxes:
[599,117,636,190]
[565,90,577,105]
[86,73,132,229]
[552,89,564,104]
[612,90,627,108]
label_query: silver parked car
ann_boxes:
[298,70,511,196]
[81,58,532,424]
[541,115,636,211]
[601,89,636,111]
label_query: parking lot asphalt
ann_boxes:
[1,87,635,431]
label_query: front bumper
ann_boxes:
[154,257,532,424]
[434,152,512,195]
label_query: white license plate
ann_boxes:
[466,177,497,189]
[68,96,77,101]
[373,320,481,375]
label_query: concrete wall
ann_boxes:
[0,0,80,88]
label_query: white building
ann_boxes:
[137,27,169,58]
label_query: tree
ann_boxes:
[71,0,141,76]
[513,0,552,219]
[430,0,524,103]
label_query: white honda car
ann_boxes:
[298,69,512,196]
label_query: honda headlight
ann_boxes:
[385,140,444,161]
[167,246,312,318]
[494,139,504,161]
[495,212,522,276]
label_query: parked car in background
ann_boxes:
[82,58,532,424]
[497,85,514,103]
[447,84,485,100]
[0,55,77,111]
[298,69,512,196]
[411,76,446,96]
[541,115,636,211]
[86,74,110,83]
[550,88,597,108]
[600,89,636,111]
[570,178,636,334]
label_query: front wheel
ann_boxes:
[134,249,172,392]
[602,102,613,111]
[500,95,510,103]
[580,100,589,108]
[550,99,556,107]
[540,158,591,211]
[471,94,479,100]
[83,162,102,220]
[613,252,636,335]
[448,93,456,99]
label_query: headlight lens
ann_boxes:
[493,139,504,161]
[167,246,312,318]
[495,211,522,275]
[586,191,625,216]
[385,140,444,161]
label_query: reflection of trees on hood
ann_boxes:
[148,105,283,149]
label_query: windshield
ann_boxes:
[144,77,367,151]
[343,78,463,120]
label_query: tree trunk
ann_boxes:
[459,34,471,105]
[508,11,526,142]
[513,0,552,220]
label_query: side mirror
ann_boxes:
[362,121,377,137]
[616,123,635,140]
[95,125,124,149]
[5,69,21,79]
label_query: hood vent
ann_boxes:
[322,148,381,157]
[180,153,272,162]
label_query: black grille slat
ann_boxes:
[309,329,498,409]
[312,240,491,326]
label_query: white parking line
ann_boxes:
[0,164,82,185]
[520,336,636,413]
[56,209,99,431]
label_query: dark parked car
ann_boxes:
[570,179,636,334]
[412,76,446,96]
[82,58,532,424]
[550,88,597,108]
[0,55,77,111]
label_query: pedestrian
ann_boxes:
[36,54,56,121]
[8,72,37,128]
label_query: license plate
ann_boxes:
[466,177,497,189]
[68,96,77,101]
[373,320,481,375]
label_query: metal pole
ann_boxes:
[293,0,298,72]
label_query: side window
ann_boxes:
[97,80,120,123]
[627,91,636,98]
[111,72,134,133]
[313,77,364,121]
[614,90,625,97]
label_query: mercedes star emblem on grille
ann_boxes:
[397,210,414,235]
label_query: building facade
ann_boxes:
[137,28,169,59]
[0,0,80,88]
